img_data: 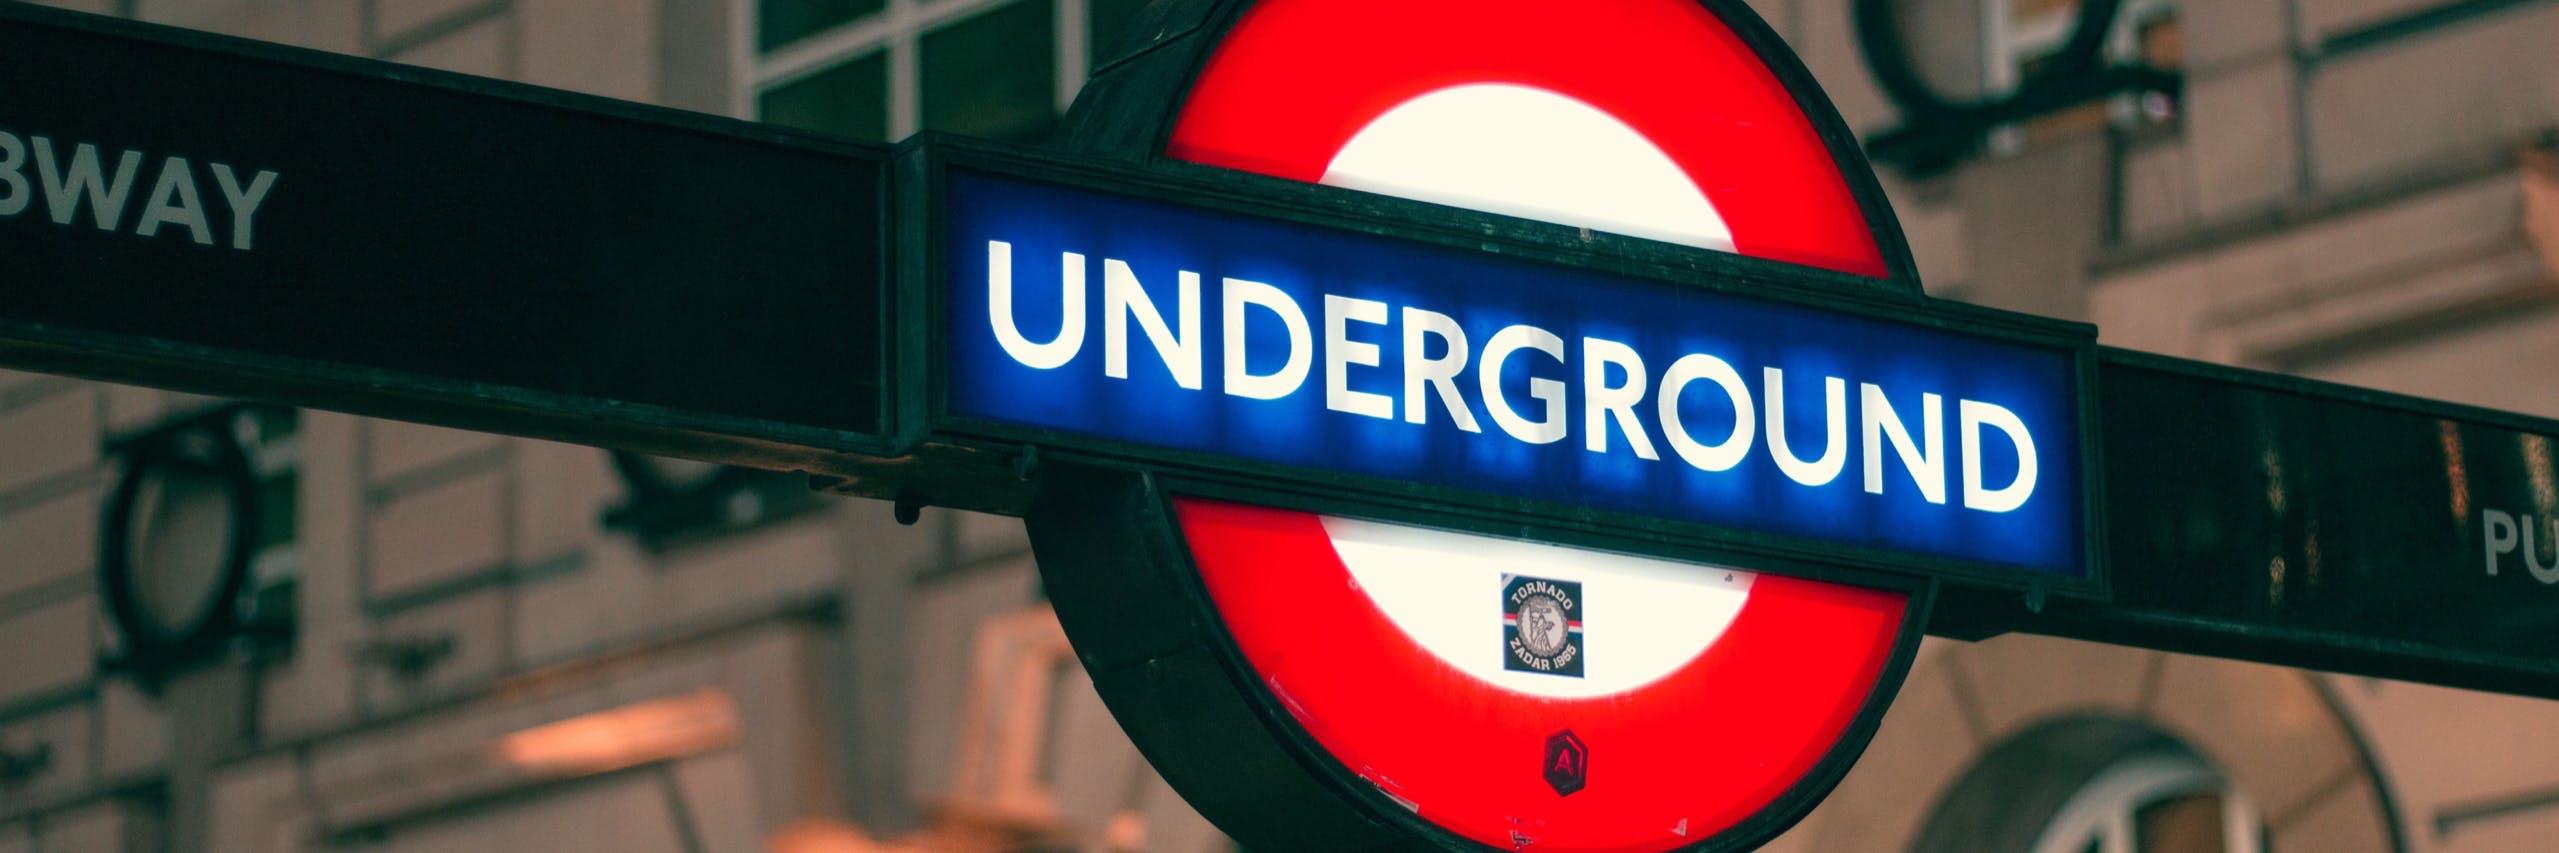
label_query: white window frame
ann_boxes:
[2029,751,2265,853]
[730,0,1094,138]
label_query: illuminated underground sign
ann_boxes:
[942,171,2084,576]
[22,9,2559,853]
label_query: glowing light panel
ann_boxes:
[942,172,2084,574]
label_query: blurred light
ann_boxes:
[498,688,739,776]
[767,818,889,853]
[2260,445,2287,517]
[766,815,1045,853]
[2525,434,2558,566]
[2305,519,2323,587]
[2442,421,2469,523]
[2523,142,2559,283]
[2139,91,2176,122]
[1103,810,1147,851]
[2525,434,2557,511]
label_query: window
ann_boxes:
[760,0,887,53]
[1913,716,2267,853]
[759,51,889,142]
[920,0,1056,142]
[742,0,1159,143]
[1984,0,2181,152]
[2030,752,2263,853]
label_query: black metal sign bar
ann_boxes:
[16,2,2559,704]
[2010,348,2559,699]
[0,5,893,469]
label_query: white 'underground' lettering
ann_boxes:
[1223,277,1311,400]
[985,243,2042,512]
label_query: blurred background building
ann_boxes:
[1,0,2557,851]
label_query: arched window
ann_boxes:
[1913,715,2266,853]
[2030,748,2262,853]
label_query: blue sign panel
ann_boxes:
[942,172,2084,576]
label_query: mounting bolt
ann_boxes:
[1012,445,1040,481]
[893,491,929,526]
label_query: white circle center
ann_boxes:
[1321,83,1736,252]
[1324,516,1754,700]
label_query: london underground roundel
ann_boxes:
[1039,1,1934,851]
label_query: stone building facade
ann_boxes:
[2,1,2557,852]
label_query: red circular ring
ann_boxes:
[1167,0,1889,277]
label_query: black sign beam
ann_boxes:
[1938,349,2559,699]
[15,3,2559,706]
[0,5,893,471]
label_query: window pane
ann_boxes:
[1090,0,1155,63]
[759,0,884,52]
[257,472,297,550]
[2135,793,2226,853]
[759,52,889,141]
[2138,16,2183,69]
[921,0,1057,143]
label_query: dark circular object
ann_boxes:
[98,416,260,681]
